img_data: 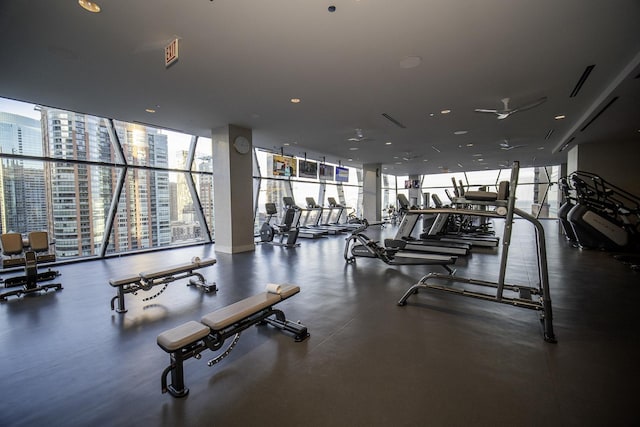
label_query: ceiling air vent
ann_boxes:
[559,137,576,152]
[580,96,618,132]
[570,64,595,98]
[381,113,406,128]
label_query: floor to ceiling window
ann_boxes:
[0,97,214,261]
[252,149,363,233]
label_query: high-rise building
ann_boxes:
[197,155,214,233]
[0,112,48,234]
[39,109,171,257]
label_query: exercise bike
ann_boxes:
[258,203,301,248]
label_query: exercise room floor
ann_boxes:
[1,220,638,427]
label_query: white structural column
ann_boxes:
[212,124,255,254]
[362,163,382,221]
[408,174,422,207]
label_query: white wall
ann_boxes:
[567,140,640,196]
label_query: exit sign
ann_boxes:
[165,38,179,67]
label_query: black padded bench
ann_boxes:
[157,284,309,397]
[109,257,217,313]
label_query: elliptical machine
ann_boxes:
[258,203,300,248]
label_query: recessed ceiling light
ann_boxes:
[441,109,451,114]
[472,153,482,157]
[399,56,422,69]
[78,0,101,13]
[283,143,290,146]
[555,114,566,120]
[538,147,545,150]
[145,108,156,113]
[423,159,429,162]
[429,113,435,117]
[385,141,392,145]
[349,147,359,151]
[347,158,353,161]
[457,163,464,168]
[454,130,468,135]
[290,98,301,104]
[395,162,403,165]
[466,143,474,147]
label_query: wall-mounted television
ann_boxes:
[335,166,349,182]
[298,159,318,179]
[319,164,335,180]
[272,154,297,177]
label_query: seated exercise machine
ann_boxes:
[258,202,301,248]
[397,161,557,343]
[109,257,217,313]
[1,231,62,301]
[344,220,457,274]
[157,283,309,397]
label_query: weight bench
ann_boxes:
[157,284,309,398]
[109,257,217,313]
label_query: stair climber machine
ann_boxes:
[258,203,300,248]
[344,219,457,274]
[563,171,639,252]
[557,176,578,244]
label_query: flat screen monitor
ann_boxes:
[319,164,335,180]
[298,159,318,179]
[272,154,297,177]
[335,166,349,182]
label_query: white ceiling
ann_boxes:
[1,0,639,175]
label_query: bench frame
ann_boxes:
[109,258,217,313]
[158,286,309,398]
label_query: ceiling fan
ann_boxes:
[475,96,547,120]
[347,128,373,142]
[499,139,525,150]
[402,152,421,161]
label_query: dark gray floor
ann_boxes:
[1,220,638,427]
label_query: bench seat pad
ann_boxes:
[140,258,216,280]
[157,320,211,352]
[464,191,498,201]
[201,293,282,331]
[109,275,142,287]
[200,285,299,331]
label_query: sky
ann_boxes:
[0,97,40,120]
